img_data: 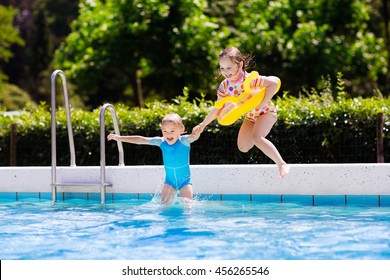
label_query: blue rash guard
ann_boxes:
[149,136,192,190]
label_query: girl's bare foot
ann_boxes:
[278,164,290,179]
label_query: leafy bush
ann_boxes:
[0,79,389,166]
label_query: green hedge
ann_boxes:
[1,84,389,166]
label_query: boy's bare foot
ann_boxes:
[278,164,290,179]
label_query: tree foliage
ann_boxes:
[233,0,387,95]
[0,5,25,81]
[2,0,390,109]
[0,0,78,105]
[54,0,225,107]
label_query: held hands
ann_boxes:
[192,123,205,135]
[191,126,201,138]
[188,125,202,142]
[107,133,120,141]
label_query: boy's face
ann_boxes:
[219,56,243,82]
[161,122,184,145]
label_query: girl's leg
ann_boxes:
[179,185,193,201]
[252,114,290,178]
[161,183,176,204]
[237,119,255,152]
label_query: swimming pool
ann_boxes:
[1,196,389,260]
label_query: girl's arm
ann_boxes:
[193,106,220,134]
[107,134,151,145]
[187,124,202,143]
[254,75,280,109]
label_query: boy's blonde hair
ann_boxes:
[161,113,185,130]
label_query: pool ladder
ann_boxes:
[50,70,124,204]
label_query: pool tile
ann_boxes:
[106,193,115,202]
[379,195,390,207]
[17,192,40,200]
[113,193,136,200]
[138,193,156,200]
[251,194,281,203]
[40,192,52,200]
[2,191,390,208]
[55,192,64,201]
[282,195,313,206]
[196,194,221,201]
[222,194,250,201]
[0,192,17,202]
[87,192,111,202]
[64,192,87,201]
[346,195,379,206]
[113,193,156,201]
[314,195,346,206]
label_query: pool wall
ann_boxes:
[0,164,389,205]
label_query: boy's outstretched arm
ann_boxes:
[107,133,151,145]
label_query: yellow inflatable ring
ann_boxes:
[214,71,280,126]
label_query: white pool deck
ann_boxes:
[1,164,389,195]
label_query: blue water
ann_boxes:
[0,197,389,260]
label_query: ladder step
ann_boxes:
[51,183,112,188]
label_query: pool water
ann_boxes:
[1,197,390,260]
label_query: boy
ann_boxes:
[108,113,200,204]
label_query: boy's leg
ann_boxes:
[161,184,176,204]
[179,185,193,200]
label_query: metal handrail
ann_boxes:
[51,70,76,203]
[99,103,125,203]
[51,70,76,168]
[50,70,124,204]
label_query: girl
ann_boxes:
[193,47,289,178]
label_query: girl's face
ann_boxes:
[161,122,184,145]
[219,56,243,82]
